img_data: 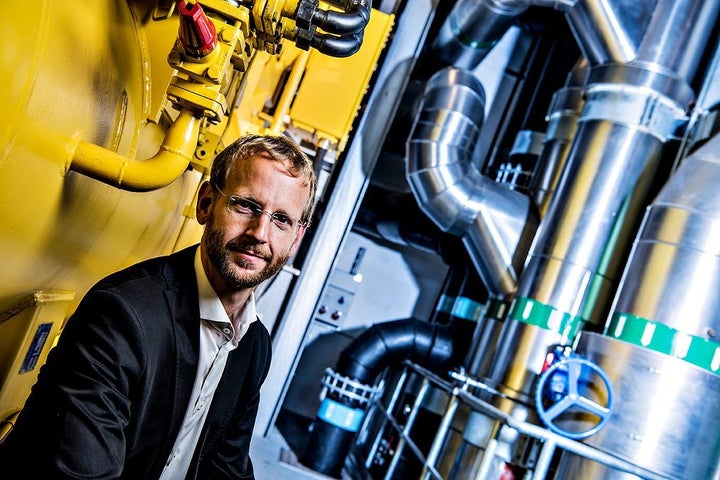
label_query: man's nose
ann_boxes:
[244,212,272,241]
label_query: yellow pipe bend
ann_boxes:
[69,110,202,192]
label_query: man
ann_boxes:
[0,134,317,479]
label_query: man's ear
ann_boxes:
[289,224,308,256]
[196,181,214,225]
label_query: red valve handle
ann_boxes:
[177,1,217,58]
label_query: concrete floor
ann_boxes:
[251,428,354,480]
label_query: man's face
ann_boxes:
[197,153,309,293]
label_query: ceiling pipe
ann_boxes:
[430,0,529,69]
[430,0,671,73]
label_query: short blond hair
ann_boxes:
[210,134,317,225]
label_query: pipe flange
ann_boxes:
[321,368,380,406]
[587,63,695,109]
[580,85,688,141]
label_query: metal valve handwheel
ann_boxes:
[534,357,614,440]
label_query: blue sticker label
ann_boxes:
[20,322,52,374]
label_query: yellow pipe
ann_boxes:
[68,110,202,192]
[269,50,310,133]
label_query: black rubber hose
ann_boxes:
[300,318,455,477]
[337,318,455,384]
[310,31,364,57]
[312,2,371,35]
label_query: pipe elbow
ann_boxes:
[312,3,370,35]
[406,67,539,298]
[407,166,480,235]
[69,111,201,192]
[406,67,486,233]
[310,31,363,58]
[337,318,454,384]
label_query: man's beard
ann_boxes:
[204,214,290,290]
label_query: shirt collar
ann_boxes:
[193,247,258,331]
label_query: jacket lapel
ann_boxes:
[162,246,202,452]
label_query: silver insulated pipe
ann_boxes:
[564,132,720,479]
[430,0,529,69]
[406,67,538,299]
[484,0,720,402]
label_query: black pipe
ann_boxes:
[310,31,364,57]
[337,318,454,383]
[300,318,454,477]
[312,1,371,35]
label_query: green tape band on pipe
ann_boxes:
[607,312,720,375]
[508,296,585,342]
[484,298,509,321]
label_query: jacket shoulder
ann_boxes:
[93,245,198,294]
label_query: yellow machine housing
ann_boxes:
[0,0,393,424]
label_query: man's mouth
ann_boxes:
[228,243,268,262]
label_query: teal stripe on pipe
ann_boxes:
[317,398,365,432]
[452,297,483,321]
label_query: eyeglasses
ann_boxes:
[212,183,306,232]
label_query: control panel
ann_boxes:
[315,284,356,325]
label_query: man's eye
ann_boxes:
[235,198,260,213]
[272,214,292,227]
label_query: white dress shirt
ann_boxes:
[159,249,257,479]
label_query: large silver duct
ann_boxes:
[484,0,720,403]
[430,0,654,70]
[430,0,529,69]
[400,1,720,476]
[406,67,539,300]
[563,132,720,479]
[529,58,587,216]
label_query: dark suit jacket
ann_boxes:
[0,245,271,479]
